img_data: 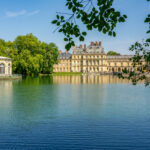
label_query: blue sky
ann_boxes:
[0,0,149,54]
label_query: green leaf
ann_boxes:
[82,32,87,36]
[56,15,59,19]
[68,3,73,9]
[65,43,71,50]
[108,31,112,36]
[79,36,84,41]
[51,20,57,24]
[64,38,68,41]
[146,38,150,42]
[57,22,60,26]
[123,14,127,18]
[87,25,92,30]
[72,7,76,12]
[147,30,150,34]
[113,32,116,37]
[61,16,64,20]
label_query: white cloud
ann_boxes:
[27,10,40,16]
[5,10,40,18]
[6,10,27,17]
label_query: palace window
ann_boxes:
[8,64,11,74]
[0,64,5,74]
[112,68,114,72]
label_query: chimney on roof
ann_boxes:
[59,50,62,54]
[79,44,82,49]
[96,41,98,46]
[84,44,86,50]
[66,50,68,54]
[99,41,102,46]
[91,41,94,46]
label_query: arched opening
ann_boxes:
[8,64,10,75]
[0,63,5,74]
[112,68,114,72]
[118,67,121,72]
[93,67,95,72]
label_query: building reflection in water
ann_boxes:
[0,80,13,104]
[53,75,131,84]
[0,80,13,124]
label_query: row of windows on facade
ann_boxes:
[59,60,130,64]
[72,55,104,59]
[64,61,131,66]
[0,63,11,74]
[54,67,133,72]
[54,68,71,71]
[56,62,132,68]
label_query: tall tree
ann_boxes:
[0,34,59,75]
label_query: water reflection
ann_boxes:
[0,80,14,126]
[0,80,13,106]
[0,77,59,129]
[0,76,150,150]
[53,75,131,84]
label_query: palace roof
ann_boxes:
[106,55,133,59]
[58,53,72,60]
[0,56,12,60]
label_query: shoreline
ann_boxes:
[0,75,22,80]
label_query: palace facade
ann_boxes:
[53,41,145,74]
[0,56,12,76]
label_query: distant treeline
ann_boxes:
[107,51,120,56]
[0,33,59,75]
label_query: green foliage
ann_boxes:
[0,34,59,76]
[119,41,150,86]
[119,0,150,86]
[107,51,120,56]
[52,0,127,50]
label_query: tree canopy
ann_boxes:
[107,51,120,56]
[52,0,127,50]
[0,33,59,76]
[118,0,150,86]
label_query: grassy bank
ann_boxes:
[52,72,82,76]
[0,75,22,80]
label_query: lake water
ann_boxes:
[0,75,150,150]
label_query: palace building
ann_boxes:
[0,56,12,76]
[54,51,72,72]
[53,41,145,74]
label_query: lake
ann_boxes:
[0,75,150,150]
